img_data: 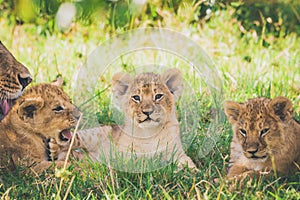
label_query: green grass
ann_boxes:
[1,4,300,200]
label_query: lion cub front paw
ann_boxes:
[48,138,61,161]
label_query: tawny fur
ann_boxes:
[224,97,300,179]
[0,41,32,121]
[51,69,196,169]
[0,80,81,174]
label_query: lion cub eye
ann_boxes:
[131,95,141,103]
[154,94,164,101]
[53,106,64,112]
[239,129,247,137]
[260,128,270,136]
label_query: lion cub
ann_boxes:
[224,97,300,179]
[51,69,196,169]
[0,78,81,174]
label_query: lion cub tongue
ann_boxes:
[61,129,73,140]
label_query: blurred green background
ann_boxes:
[1,0,299,39]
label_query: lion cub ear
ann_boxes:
[269,97,293,121]
[112,72,133,98]
[224,101,243,124]
[51,76,64,87]
[162,68,182,99]
[18,97,44,121]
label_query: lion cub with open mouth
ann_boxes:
[51,68,196,169]
[0,78,81,174]
[224,97,300,179]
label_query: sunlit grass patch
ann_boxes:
[0,4,300,199]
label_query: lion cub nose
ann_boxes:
[142,110,153,116]
[246,147,258,154]
[72,107,82,120]
[142,105,154,116]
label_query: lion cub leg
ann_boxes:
[30,160,66,174]
[227,164,250,179]
[177,152,197,170]
[227,164,272,181]
[48,138,86,161]
[48,138,64,161]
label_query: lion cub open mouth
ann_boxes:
[59,129,73,141]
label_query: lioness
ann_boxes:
[51,68,196,169]
[0,78,81,174]
[224,97,300,179]
[0,41,32,121]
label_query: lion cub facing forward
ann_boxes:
[0,79,81,174]
[53,69,196,169]
[224,97,300,179]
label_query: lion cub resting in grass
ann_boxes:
[0,78,81,174]
[224,97,300,179]
[50,68,197,169]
